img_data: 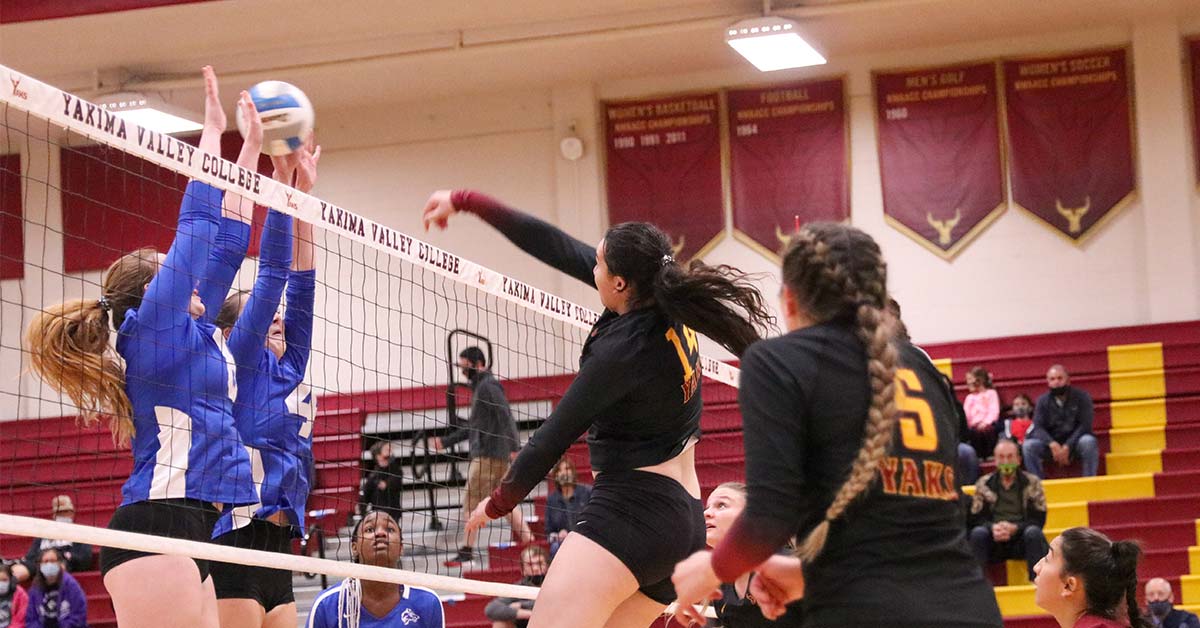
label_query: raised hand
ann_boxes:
[422,190,457,232]
[235,91,263,167]
[199,65,225,160]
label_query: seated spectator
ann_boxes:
[969,439,1049,581]
[11,497,92,584]
[544,457,592,558]
[1032,527,1142,628]
[484,546,547,628]
[0,562,28,628]
[964,366,1001,459]
[703,483,802,627]
[362,441,404,523]
[27,549,86,628]
[941,371,980,485]
[1023,365,1100,478]
[1145,577,1200,628]
[1005,394,1035,444]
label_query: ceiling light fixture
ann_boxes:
[96,91,202,134]
[726,10,826,72]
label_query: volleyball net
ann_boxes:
[0,63,742,616]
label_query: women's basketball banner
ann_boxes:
[604,93,724,261]
[1004,48,1135,243]
[1189,39,1200,186]
[874,62,1005,259]
[728,78,848,260]
[0,154,22,280]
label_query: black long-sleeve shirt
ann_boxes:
[441,370,520,460]
[1028,386,1094,450]
[450,191,703,519]
[711,323,1001,627]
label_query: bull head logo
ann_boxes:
[926,209,962,246]
[1056,197,1090,234]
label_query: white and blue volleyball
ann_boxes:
[237,80,314,156]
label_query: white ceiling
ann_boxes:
[1,0,1197,114]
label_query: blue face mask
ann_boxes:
[39,562,60,580]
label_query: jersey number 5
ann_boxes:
[895,368,937,452]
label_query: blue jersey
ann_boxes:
[215,209,317,537]
[117,181,256,507]
[307,584,444,628]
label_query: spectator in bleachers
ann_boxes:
[0,562,28,628]
[544,457,592,559]
[964,366,1001,459]
[484,545,547,628]
[968,439,1048,581]
[1006,394,1035,444]
[26,548,87,628]
[11,497,92,584]
[1024,365,1100,478]
[1145,577,1200,628]
[363,441,405,523]
[436,346,533,566]
[1033,527,1143,628]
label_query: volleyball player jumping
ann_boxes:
[26,67,264,628]
[422,190,773,628]
[671,223,1002,628]
[209,139,321,628]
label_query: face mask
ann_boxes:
[0,582,10,596]
[1011,407,1031,418]
[997,462,1020,476]
[527,574,545,586]
[54,516,73,523]
[1050,385,1068,396]
[1148,601,1172,618]
[555,473,575,487]
[39,563,60,580]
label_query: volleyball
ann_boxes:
[237,80,314,156]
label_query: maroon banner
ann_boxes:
[1005,48,1135,242]
[875,62,1005,259]
[62,131,271,273]
[1190,38,1200,186]
[728,78,848,260]
[0,154,23,280]
[604,93,724,261]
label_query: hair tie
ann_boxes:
[97,296,112,312]
[660,254,675,267]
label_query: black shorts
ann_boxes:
[210,518,295,611]
[99,498,220,580]
[575,470,705,605]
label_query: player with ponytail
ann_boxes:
[673,223,1001,628]
[1033,527,1145,628]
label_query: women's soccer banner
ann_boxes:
[874,62,1005,259]
[727,77,848,260]
[1004,48,1135,243]
[604,93,724,261]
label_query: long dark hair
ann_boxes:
[1060,527,1146,628]
[603,222,773,357]
[780,222,898,561]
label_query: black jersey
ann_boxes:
[453,192,703,518]
[714,579,804,628]
[711,321,1001,628]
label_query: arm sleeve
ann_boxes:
[22,539,38,569]
[970,478,993,525]
[984,389,1000,427]
[63,581,87,628]
[478,381,520,453]
[1064,392,1093,451]
[280,269,316,376]
[1026,397,1052,443]
[68,543,92,572]
[227,209,293,367]
[544,493,566,535]
[24,592,39,628]
[486,352,640,518]
[451,190,596,288]
[10,588,25,628]
[305,593,331,628]
[440,426,469,448]
[196,217,252,326]
[484,597,519,621]
[711,345,806,582]
[138,181,224,331]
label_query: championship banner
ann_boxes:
[1004,48,1135,242]
[604,93,724,261]
[874,62,1005,259]
[0,153,22,280]
[1189,38,1200,186]
[728,78,848,261]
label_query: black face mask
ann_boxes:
[462,366,479,381]
[1049,385,1068,396]
[1148,600,1172,618]
[527,574,545,586]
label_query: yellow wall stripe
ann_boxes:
[932,357,953,380]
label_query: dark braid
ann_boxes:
[781,223,898,561]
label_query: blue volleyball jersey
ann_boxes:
[307,584,445,628]
[117,181,257,507]
[215,209,318,536]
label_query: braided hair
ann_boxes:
[780,223,898,562]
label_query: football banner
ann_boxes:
[874,62,1005,259]
[603,93,724,261]
[1004,48,1135,242]
[728,77,848,260]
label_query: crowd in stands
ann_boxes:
[0,496,93,628]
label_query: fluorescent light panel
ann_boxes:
[98,91,202,134]
[726,17,826,72]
